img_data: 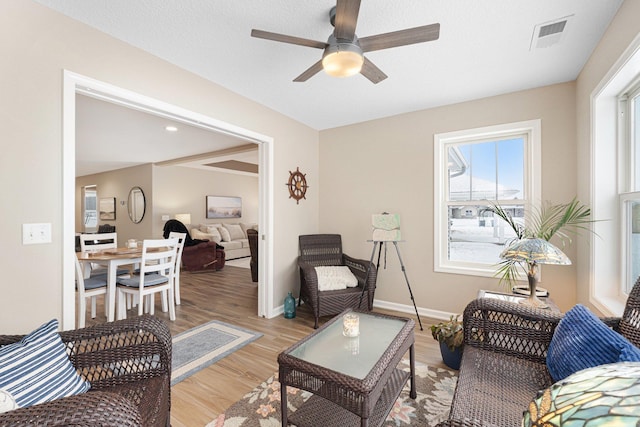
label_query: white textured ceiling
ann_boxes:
[36,0,622,175]
[36,0,623,131]
[75,94,258,176]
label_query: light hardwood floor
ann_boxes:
[84,264,447,427]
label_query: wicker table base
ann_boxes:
[278,310,416,427]
[288,368,410,427]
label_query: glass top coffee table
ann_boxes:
[278,309,416,427]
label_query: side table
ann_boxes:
[477,289,561,312]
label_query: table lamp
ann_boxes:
[523,362,640,426]
[175,213,191,226]
[499,238,570,309]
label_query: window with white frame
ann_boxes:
[620,81,640,294]
[434,120,541,277]
[591,35,640,316]
[83,185,98,231]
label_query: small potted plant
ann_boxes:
[430,315,464,370]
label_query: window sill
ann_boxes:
[435,263,526,281]
[591,292,626,317]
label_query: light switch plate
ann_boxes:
[23,223,52,245]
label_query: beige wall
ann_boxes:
[7,0,637,332]
[319,82,577,314]
[152,165,259,238]
[76,164,258,240]
[0,1,318,333]
[576,0,640,308]
[76,164,153,241]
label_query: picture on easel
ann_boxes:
[365,213,423,330]
[371,213,401,242]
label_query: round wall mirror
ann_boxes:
[128,186,146,224]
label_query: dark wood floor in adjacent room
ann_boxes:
[84,264,447,427]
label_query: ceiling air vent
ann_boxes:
[530,15,573,50]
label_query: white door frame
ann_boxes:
[62,70,274,330]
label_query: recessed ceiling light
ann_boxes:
[165,125,178,132]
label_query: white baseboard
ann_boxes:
[373,299,458,322]
[272,298,304,318]
[272,298,458,322]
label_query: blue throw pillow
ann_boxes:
[0,319,90,409]
[547,304,640,381]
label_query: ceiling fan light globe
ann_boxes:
[322,50,364,77]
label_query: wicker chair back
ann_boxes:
[619,277,640,348]
[298,234,343,266]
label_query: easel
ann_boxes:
[359,240,423,331]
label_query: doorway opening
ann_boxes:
[62,70,274,330]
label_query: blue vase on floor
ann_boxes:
[284,292,296,319]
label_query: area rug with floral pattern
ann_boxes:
[207,359,457,427]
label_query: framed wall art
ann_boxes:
[99,197,116,220]
[206,196,242,219]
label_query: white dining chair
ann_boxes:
[79,232,118,252]
[75,256,107,328]
[79,232,121,276]
[79,233,131,315]
[116,238,178,321]
[168,232,186,305]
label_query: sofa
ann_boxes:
[163,219,225,271]
[438,282,640,427]
[191,222,257,260]
[0,315,171,427]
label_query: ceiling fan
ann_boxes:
[251,0,440,84]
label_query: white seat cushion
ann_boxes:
[315,266,358,291]
[223,223,245,241]
[117,274,169,287]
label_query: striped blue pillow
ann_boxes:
[0,319,90,409]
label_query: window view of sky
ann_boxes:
[450,138,524,201]
[447,137,525,264]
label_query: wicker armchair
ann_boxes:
[298,234,377,329]
[0,315,171,427]
[438,280,640,427]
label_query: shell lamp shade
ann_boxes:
[523,362,640,426]
[500,238,571,309]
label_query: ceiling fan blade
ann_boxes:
[293,60,324,82]
[359,23,440,52]
[334,0,361,41]
[360,57,387,84]
[251,29,327,49]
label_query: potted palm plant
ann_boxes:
[488,198,594,288]
[430,315,464,370]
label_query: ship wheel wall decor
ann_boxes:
[287,167,308,204]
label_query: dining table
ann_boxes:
[76,246,148,322]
